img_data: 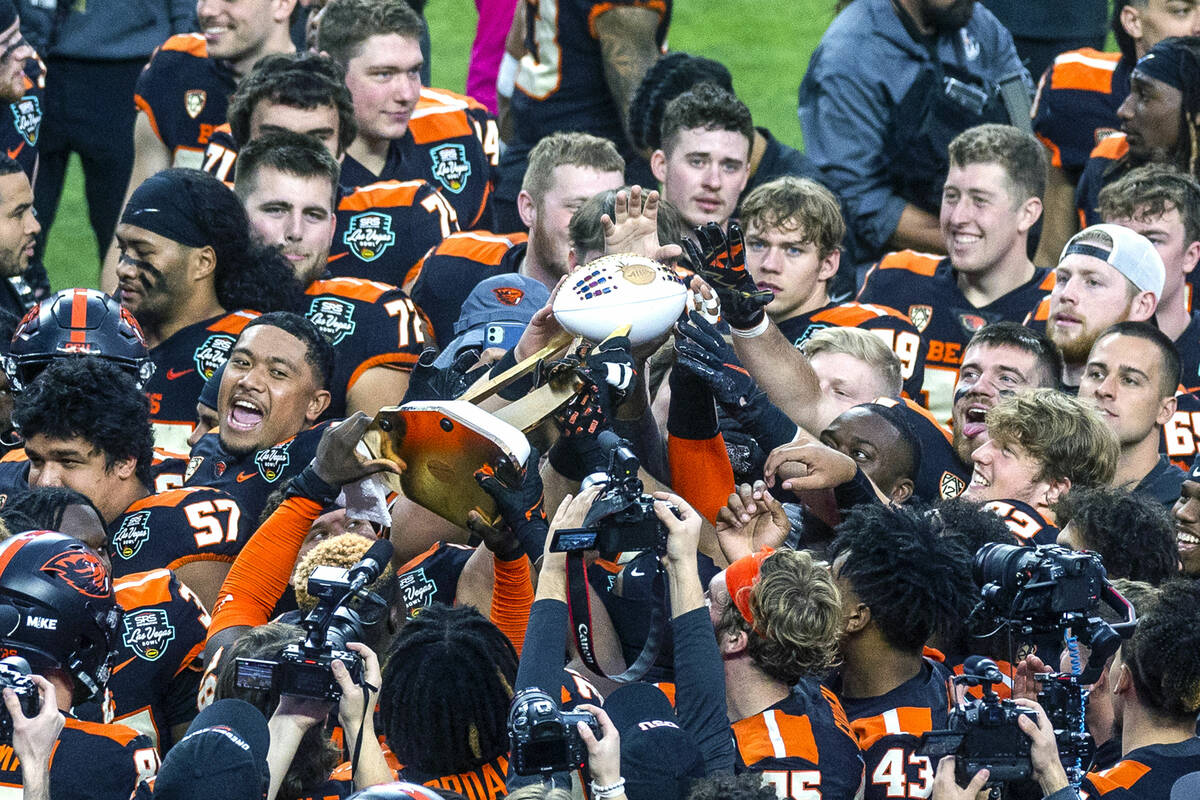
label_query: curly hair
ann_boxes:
[628,51,734,153]
[13,356,154,489]
[717,548,842,684]
[1,487,106,549]
[740,177,845,259]
[659,83,753,156]
[829,502,978,654]
[226,52,357,154]
[1098,162,1200,245]
[985,388,1119,490]
[1053,487,1179,584]
[379,604,517,774]
[687,773,776,800]
[1124,579,1200,719]
[292,533,397,613]
[215,623,341,800]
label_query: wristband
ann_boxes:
[590,778,626,799]
[284,465,341,506]
[730,315,769,338]
[497,52,518,99]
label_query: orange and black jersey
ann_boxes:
[410,232,529,346]
[144,309,259,459]
[778,301,928,400]
[184,422,330,524]
[732,680,866,800]
[1031,49,1130,180]
[108,486,252,578]
[858,251,1055,423]
[0,715,158,799]
[983,499,1059,545]
[870,397,970,501]
[133,34,239,169]
[328,180,460,288]
[305,277,432,418]
[1076,133,1133,229]
[1080,738,1200,798]
[0,56,45,180]
[1164,391,1200,471]
[330,748,510,800]
[838,658,952,800]
[75,569,210,753]
[512,0,670,151]
[395,541,475,613]
[199,122,238,185]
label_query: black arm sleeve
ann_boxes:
[508,598,573,790]
[671,606,735,775]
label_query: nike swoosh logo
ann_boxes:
[166,368,195,380]
[236,471,256,482]
[629,567,644,577]
[326,252,348,263]
[6,142,22,160]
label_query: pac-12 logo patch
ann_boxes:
[193,334,235,379]
[429,143,471,194]
[255,442,291,482]
[399,567,438,613]
[123,608,176,661]
[185,89,207,119]
[307,297,357,345]
[940,470,966,499]
[112,510,153,560]
[342,212,396,262]
[10,95,40,146]
[907,304,932,333]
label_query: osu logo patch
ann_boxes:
[959,313,987,334]
[10,95,41,146]
[185,89,206,119]
[41,550,110,598]
[122,608,176,661]
[492,287,524,306]
[306,297,357,345]
[255,442,291,482]
[399,567,438,614]
[193,334,236,379]
[429,143,471,194]
[342,212,396,262]
[940,471,966,499]
[907,304,932,333]
[112,511,153,560]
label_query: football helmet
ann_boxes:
[6,287,154,392]
[0,531,123,704]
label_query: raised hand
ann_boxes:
[682,222,773,329]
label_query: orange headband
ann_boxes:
[725,547,773,629]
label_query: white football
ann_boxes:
[552,253,688,346]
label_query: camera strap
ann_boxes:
[565,552,664,683]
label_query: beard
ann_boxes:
[928,0,976,33]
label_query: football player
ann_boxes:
[1171,469,1200,576]
[102,0,298,292]
[826,503,977,800]
[411,131,625,343]
[741,176,927,399]
[858,124,1053,422]
[0,154,40,318]
[1054,487,1180,583]
[0,532,158,798]
[0,0,42,182]
[317,0,496,230]
[963,388,1119,543]
[1078,322,1185,505]
[234,132,434,415]
[113,168,303,455]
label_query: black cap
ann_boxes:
[153,699,271,800]
[601,683,704,800]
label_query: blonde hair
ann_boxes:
[802,326,902,397]
[521,132,624,199]
[292,533,396,613]
[740,176,845,258]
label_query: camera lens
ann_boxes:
[973,543,1039,598]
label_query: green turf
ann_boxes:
[43,0,834,291]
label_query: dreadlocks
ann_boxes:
[379,603,517,775]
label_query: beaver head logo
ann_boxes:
[41,550,110,599]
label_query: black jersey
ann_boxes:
[858,251,1054,422]
[1031,49,1129,180]
[328,180,458,288]
[839,659,952,800]
[133,34,238,169]
[395,541,475,614]
[1080,737,1200,798]
[732,680,866,800]
[144,310,259,458]
[870,397,970,501]
[108,486,252,578]
[1075,133,1132,229]
[184,422,329,523]
[0,715,158,799]
[409,232,529,345]
[778,301,928,400]
[0,56,45,181]
[982,499,1059,544]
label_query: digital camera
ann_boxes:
[508,688,601,776]
[0,657,39,743]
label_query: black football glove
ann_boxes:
[402,347,489,403]
[473,446,547,562]
[549,381,615,480]
[683,221,773,329]
[674,312,761,413]
[577,335,637,402]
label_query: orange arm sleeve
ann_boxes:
[489,555,533,656]
[668,433,735,525]
[207,496,322,636]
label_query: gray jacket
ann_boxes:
[19,0,194,60]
